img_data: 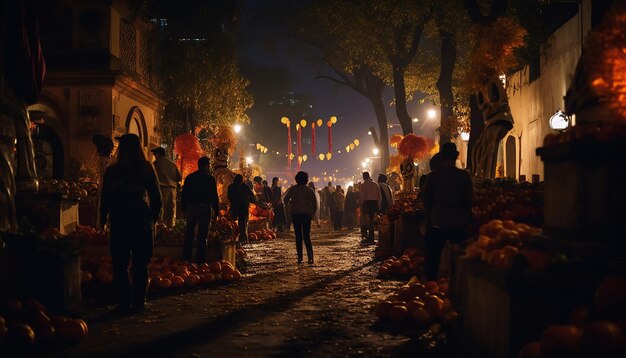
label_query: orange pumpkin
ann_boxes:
[170,276,185,288]
[185,275,200,287]
[411,308,431,326]
[208,262,222,274]
[540,325,582,358]
[157,278,172,289]
[56,319,88,342]
[389,305,409,320]
[376,301,393,319]
[201,273,215,284]
[232,270,242,280]
[7,323,35,346]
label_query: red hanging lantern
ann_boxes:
[311,122,316,156]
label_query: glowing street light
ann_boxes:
[372,148,380,156]
[233,124,242,134]
[361,161,367,167]
[245,156,253,165]
[366,158,371,163]
[427,109,437,119]
[367,131,372,135]
[460,132,470,141]
[412,118,419,123]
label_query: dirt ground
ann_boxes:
[55,226,458,357]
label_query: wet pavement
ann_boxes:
[61,226,457,357]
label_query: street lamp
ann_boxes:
[427,109,437,119]
[361,161,367,168]
[233,124,242,134]
[460,132,470,141]
[372,147,380,155]
[412,118,419,123]
[245,156,253,165]
[549,110,570,130]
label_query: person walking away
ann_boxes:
[283,171,317,264]
[344,186,358,229]
[262,180,273,205]
[151,147,182,228]
[228,174,256,242]
[271,177,286,233]
[331,185,345,230]
[100,134,162,314]
[308,182,322,228]
[377,174,394,215]
[181,157,219,263]
[319,187,327,221]
[359,172,381,243]
[422,143,472,281]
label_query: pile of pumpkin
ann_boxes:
[81,253,242,290]
[378,248,424,277]
[374,276,458,327]
[465,219,550,271]
[248,203,274,222]
[385,193,420,221]
[471,181,543,231]
[0,299,88,350]
[67,225,108,245]
[517,276,626,358]
[38,179,91,201]
[248,229,277,242]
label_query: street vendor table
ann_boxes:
[458,257,598,358]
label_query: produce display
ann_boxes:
[67,225,108,245]
[247,228,277,242]
[81,253,242,290]
[374,276,457,327]
[471,180,543,231]
[543,122,626,147]
[465,219,547,271]
[0,298,88,351]
[385,193,421,221]
[378,248,424,277]
[38,178,96,201]
[517,276,626,358]
[248,203,274,222]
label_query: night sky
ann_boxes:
[237,1,437,186]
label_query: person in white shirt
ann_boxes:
[152,147,182,227]
[358,172,381,243]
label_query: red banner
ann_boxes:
[311,123,316,156]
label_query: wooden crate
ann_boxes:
[537,139,626,242]
[460,258,597,357]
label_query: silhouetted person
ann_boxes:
[271,177,286,233]
[359,172,381,243]
[283,171,317,264]
[331,185,345,230]
[378,174,394,214]
[344,186,358,229]
[308,182,321,228]
[181,157,219,263]
[100,134,162,314]
[228,174,256,242]
[423,143,473,281]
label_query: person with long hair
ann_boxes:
[283,171,317,264]
[100,134,162,314]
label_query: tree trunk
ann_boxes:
[371,97,390,172]
[392,62,413,135]
[467,93,484,175]
[436,27,457,145]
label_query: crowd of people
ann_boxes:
[98,133,470,314]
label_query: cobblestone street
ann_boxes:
[61,226,456,357]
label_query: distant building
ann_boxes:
[29,0,164,181]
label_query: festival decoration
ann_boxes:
[398,134,429,159]
[390,134,403,147]
[174,133,204,180]
[281,117,292,169]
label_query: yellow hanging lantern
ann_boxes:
[330,116,337,124]
[316,119,323,127]
[300,119,307,128]
[280,117,288,124]
[318,153,325,160]
[326,152,332,160]
[350,143,355,150]
[354,139,360,146]
[303,155,308,162]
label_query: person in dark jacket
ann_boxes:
[181,157,219,263]
[100,134,162,314]
[423,143,473,281]
[271,177,286,232]
[331,185,345,230]
[228,174,256,242]
[283,171,317,264]
[344,186,358,229]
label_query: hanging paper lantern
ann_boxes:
[326,152,332,160]
[390,134,403,147]
[281,117,289,124]
[256,143,261,149]
[398,133,429,159]
[346,145,350,152]
[317,119,323,127]
[350,143,355,150]
[354,139,360,146]
[300,119,307,127]
[330,116,337,124]
[327,120,332,127]
[303,155,308,161]
[319,153,325,160]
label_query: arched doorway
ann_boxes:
[125,106,148,148]
[505,136,516,179]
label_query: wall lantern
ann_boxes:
[549,109,570,130]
